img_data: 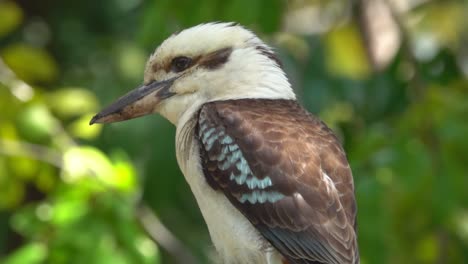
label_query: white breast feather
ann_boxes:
[174,107,282,264]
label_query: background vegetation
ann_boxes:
[1,0,467,263]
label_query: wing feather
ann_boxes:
[197,99,359,264]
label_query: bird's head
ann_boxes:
[90,22,295,126]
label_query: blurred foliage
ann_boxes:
[0,0,467,263]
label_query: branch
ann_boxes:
[136,204,199,264]
[0,139,63,168]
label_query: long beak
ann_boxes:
[89,77,177,125]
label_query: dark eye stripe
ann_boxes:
[199,47,232,70]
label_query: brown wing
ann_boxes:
[197,99,359,264]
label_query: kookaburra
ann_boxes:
[90,22,359,264]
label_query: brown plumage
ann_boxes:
[197,99,359,264]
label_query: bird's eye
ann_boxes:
[171,56,192,72]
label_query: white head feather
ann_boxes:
[144,22,295,125]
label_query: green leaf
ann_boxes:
[116,43,147,81]
[15,104,58,143]
[52,197,88,227]
[10,204,42,235]
[62,146,137,192]
[416,233,439,262]
[2,243,47,264]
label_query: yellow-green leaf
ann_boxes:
[8,156,39,181]
[1,44,58,83]
[68,114,102,140]
[0,179,24,209]
[2,243,47,264]
[0,1,23,38]
[111,152,137,192]
[325,24,371,79]
[62,146,114,183]
[47,88,99,118]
